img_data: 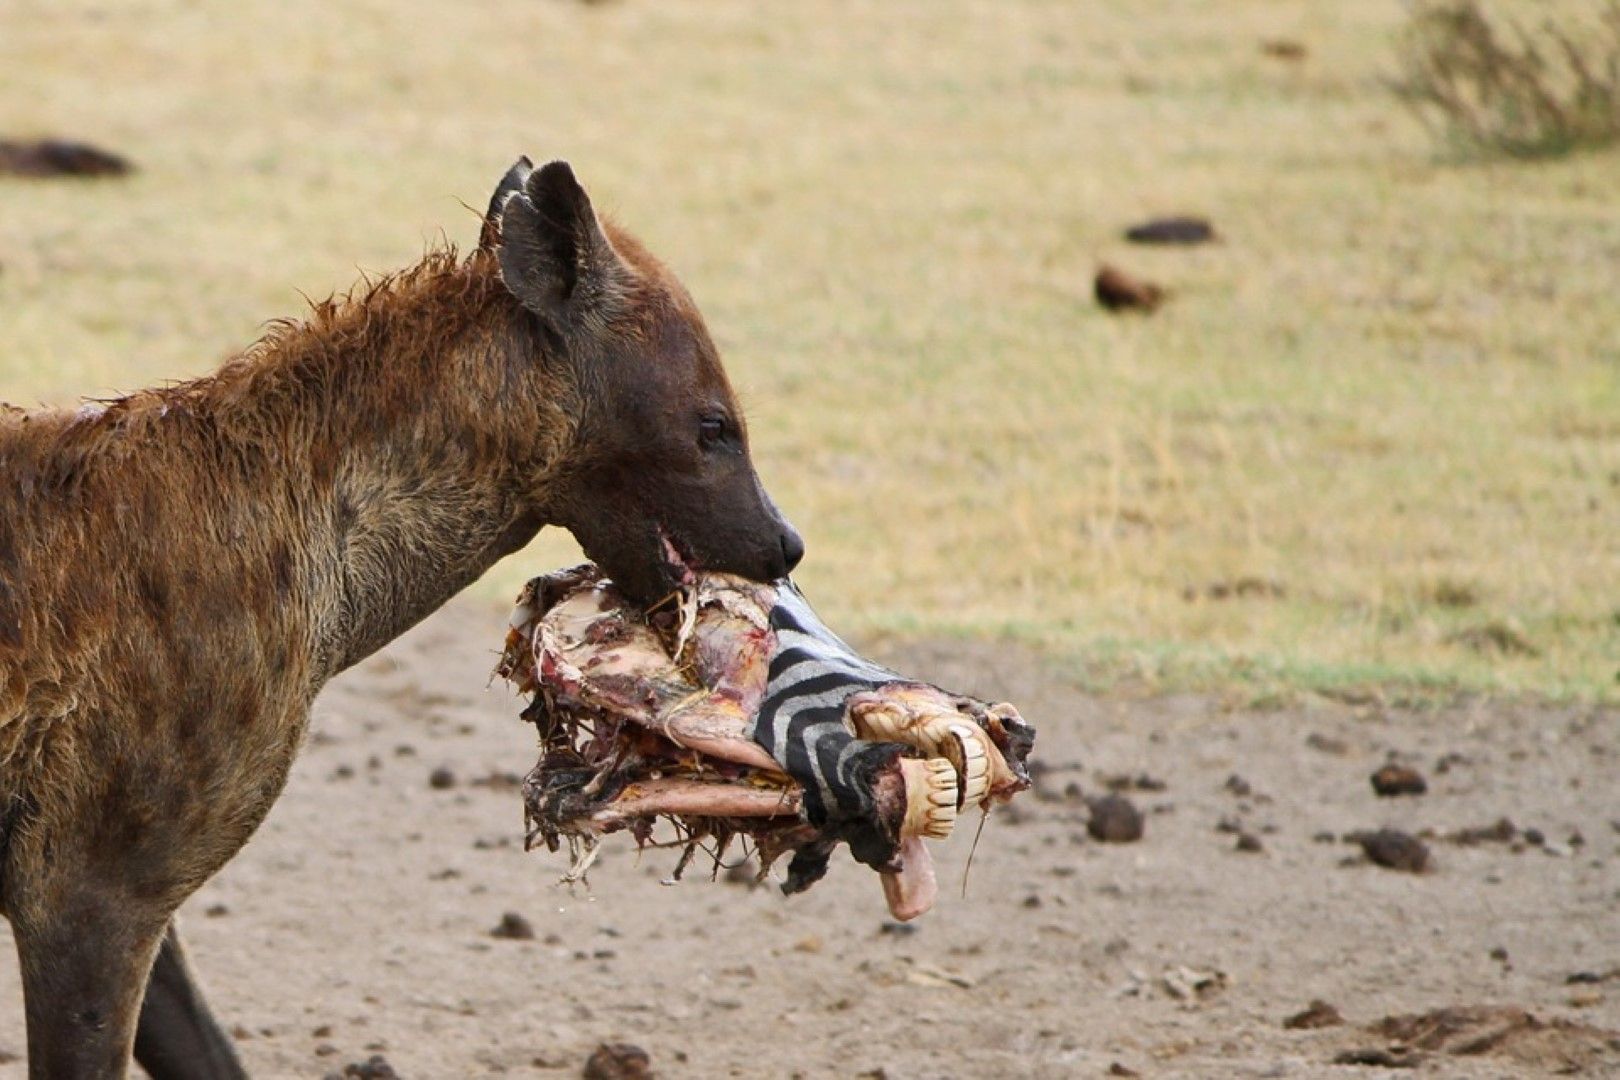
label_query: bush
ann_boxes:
[1393,0,1620,158]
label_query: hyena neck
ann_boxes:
[216,250,570,676]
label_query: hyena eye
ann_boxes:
[698,415,727,447]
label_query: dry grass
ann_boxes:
[1394,0,1620,159]
[2,0,1617,701]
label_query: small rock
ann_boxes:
[1447,818,1517,846]
[1306,733,1349,756]
[1332,1048,1420,1069]
[312,1024,333,1038]
[1086,794,1145,843]
[490,911,535,940]
[342,1056,399,1080]
[1370,764,1427,797]
[204,903,230,918]
[1108,1064,1141,1078]
[1349,829,1431,873]
[1523,827,1546,847]
[1124,215,1217,245]
[583,1042,652,1080]
[1224,774,1253,797]
[879,921,918,937]
[429,765,457,790]
[1100,772,1166,793]
[1161,965,1227,1001]
[1235,832,1264,853]
[792,935,823,954]
[314,1043,338,1057]
[1283,999,1344,1029]
[1095,264,1164,313]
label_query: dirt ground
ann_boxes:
[0,598,1614,1079]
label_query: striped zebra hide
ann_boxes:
[496,563,1034,920]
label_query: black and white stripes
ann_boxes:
[748,581,900,827]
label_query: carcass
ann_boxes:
[497,564,1034,920]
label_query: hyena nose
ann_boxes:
[779,523,806,576]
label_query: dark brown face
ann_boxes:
[490,158,803,606]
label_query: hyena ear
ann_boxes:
[495,159,632,329]
[479,156,533,249]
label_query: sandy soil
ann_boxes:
[0,598,1615,1079]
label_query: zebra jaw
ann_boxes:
[853,702,1000,812]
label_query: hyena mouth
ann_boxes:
[657,525,699,588]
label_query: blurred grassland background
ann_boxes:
[1,0,1617,701]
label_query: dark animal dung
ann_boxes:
[1284,999,1345,1029]
[1349,828,1431,873]
[583,1042,654,1080]
[1371,763,1428,797]
[1124,215,1217,245]
[1094,264,1165,313]
[1086,793,1145,843]
[0,138,132,178]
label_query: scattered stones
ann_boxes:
[1443,818,1517,846]
[490,911,535,940]
[1348,829,1431,873]
[1094,264,1164,313]
[1099,771,1166,793]
[1370,764,1427,797]
[1332,1047,1421,1068]
[336,1053,400,1078]
[1161,965,1228,1001]
[1086,794,1145,843]
[583,1042,652,1080]
[1284,999,1344,1029]
[0,138,132,178]
[429,765,457,790]
[1124,215,1217,245]
[1358,1003,1620,1071]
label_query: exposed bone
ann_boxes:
[502,564,1037,918]
[582,777,802,827]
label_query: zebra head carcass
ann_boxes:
[497,564,1035,920]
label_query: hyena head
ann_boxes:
[487,157,804,605]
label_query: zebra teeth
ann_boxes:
[898,757,958,840]
[947,722,992,810]
[851,705,999,812]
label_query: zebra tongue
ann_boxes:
[879,836,937,921]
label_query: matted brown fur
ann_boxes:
[0,158,802,1078]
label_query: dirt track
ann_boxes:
[0,598,1614,1078]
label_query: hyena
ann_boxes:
[0,157,803,1078]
